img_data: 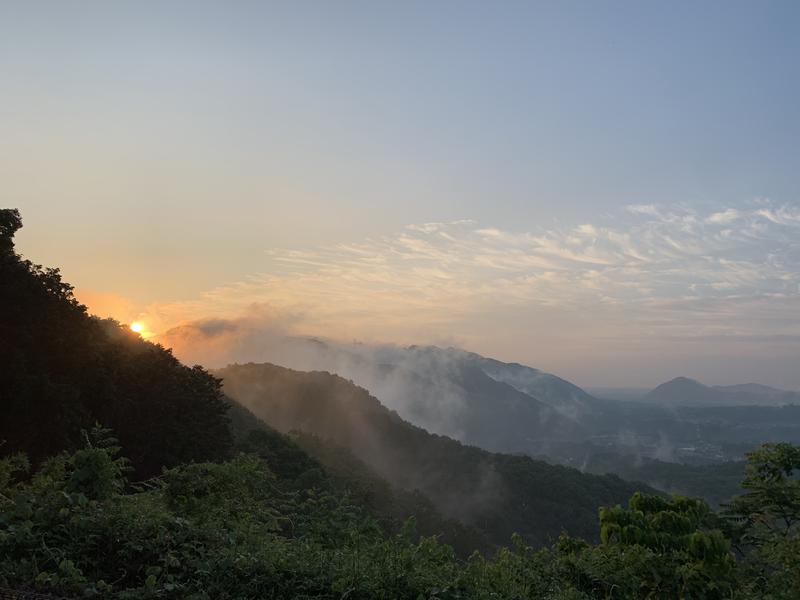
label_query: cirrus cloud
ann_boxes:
[133,199,800,385]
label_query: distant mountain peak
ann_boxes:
[647,376,795,407]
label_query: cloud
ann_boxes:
[705,208,741,224]
[130,199,800,382]
[157,304,295,367]
[754,206,800,225]
[625,204,661,217]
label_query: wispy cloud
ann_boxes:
[705,208,741,224]
[133,199,800,382]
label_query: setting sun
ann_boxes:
[130,322,143,333]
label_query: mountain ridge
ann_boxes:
[213,337,602,454]
[646,376,799,407]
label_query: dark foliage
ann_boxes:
[0,209,232,477]
[580,450,745,507]
[2,431,798,598]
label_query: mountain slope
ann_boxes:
[216,362,648,547]
[227,400,490,555]
[367,353,587,454]
[463,351,600,420]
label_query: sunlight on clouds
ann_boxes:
[706,208,741,224]
[127,200,800,381]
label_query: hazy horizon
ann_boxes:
[4,1,800,388]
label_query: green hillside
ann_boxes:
[228,401,490,556]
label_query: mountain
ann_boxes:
[359,346,587,454]
[463,351,600,421]
[215,362,648,548]
[646,376,799,407]
[155,311,799,502]
[227,400,490,555]
[216,337,599,454]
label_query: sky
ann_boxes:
[2,1,800,388]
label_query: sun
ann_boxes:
[130,322,143,334]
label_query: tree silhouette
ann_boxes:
[0,209,232,476]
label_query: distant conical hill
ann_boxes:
[646,376,799,407]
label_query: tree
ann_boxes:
[604,493,735,597]
[0,208,22,255]
[724,443,800,599]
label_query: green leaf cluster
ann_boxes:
[2,435,798,599]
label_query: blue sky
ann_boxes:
[2,1,799,386]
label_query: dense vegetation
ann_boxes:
[2,208,799,598]
[2,432,798,598]
[575,450,745,507]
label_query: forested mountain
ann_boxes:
[463,351,601,420]
[216,338,800,482]
[216,362,646,548]
[646,376,800,407]
[360,350,587,454]
[211,338,593,454]
[228,400,491,555]
[0,209,231,477]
